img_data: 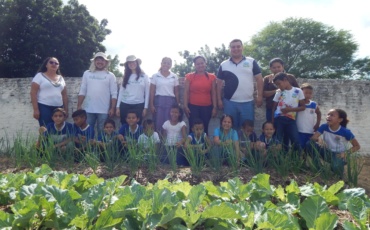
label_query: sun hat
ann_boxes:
[120,55,142,66]
[90,52,110,61]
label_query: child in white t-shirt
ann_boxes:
[296,83,321,149]
[138,119,160,150]
[162,105,187,165]
[272,72,305,152]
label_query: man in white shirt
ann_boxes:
[77,52,118,134]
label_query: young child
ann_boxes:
[72,109,95,151]
[272,72,305,152]
[306,109,360,177]
[38,108,74,152]
[296,83,321,149]
[138,119,160,150]
[256,121,282,157]
[162,104,187,165]
[213,114,241,161]
[117,111,143,146]
[186,118,211,154]
[238,119,257,155]
[91,118,120,161]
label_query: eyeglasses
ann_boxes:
[49,61,59,65]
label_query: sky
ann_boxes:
[66,0,370,76]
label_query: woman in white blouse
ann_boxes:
[116,55,150,125]
[30,57,68,126]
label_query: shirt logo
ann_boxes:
[243,62,250,67]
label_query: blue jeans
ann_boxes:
[305,140,345,177]
[299,132,313,149]
[86,113,108,134]
[274,116,301,152]
[38,103,63,127]
[223,99,254,129]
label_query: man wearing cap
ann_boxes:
[217,39,263,129]
[77,52,118,134]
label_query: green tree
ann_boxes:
[108,54,123,78]
[244,17,358,78]
[0,0,111,78]
[173,44,229,77]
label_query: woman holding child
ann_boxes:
[116,55,150,125]
[31,57,68,126]
[183,56,217,134]
[263,58,298,122]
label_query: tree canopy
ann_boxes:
[173,44,229,77]
[244,17,358,78]
[0,0,115,78]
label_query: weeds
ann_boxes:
[125,141,143,176]
[183,145,206,177]
[346,152,364,187]
[165,145,178,172]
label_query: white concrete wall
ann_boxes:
[0,78,369,155]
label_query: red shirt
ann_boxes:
[185,72,216,106]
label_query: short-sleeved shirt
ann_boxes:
[162,120,186,145]
[44,122,74,144]
[32,72,66,106]
[273,87,305,120]
[297,100,318,134]
[78,70,118,114]
[217,56,261,102]
[259,134,280,149]
[150,71,179,97]
[185,72,216,106]
[213,128,238,141]
[118,124,143,143]
[238,130,257,148]
[263,74,298,109]
[188,132,207,149]
[74,124,95,147]
[138,132,160,149]
[317,124,355,153]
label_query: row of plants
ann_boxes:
[0,165,369,229]
[0,132,364,187]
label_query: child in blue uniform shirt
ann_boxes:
[256,121,281,157]
[186,118,211,154]
[72,109,94,152]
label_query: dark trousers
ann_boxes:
[274,116,301,152]
[188,104,213,134]
[119,102,144,125]
[38,103,63,127]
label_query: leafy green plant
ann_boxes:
[345,152,364,187]
[183,145,206,177]
[125,140,143,176]
[268,150,291,179]
[164,145,178,172]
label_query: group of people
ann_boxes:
[30,39,361,176]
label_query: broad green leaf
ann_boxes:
[171,181,192,197]
[314,212,338,230]
[70,214,88,229]
[327,181,344,195]
[109,191,136,218]
[250,174,273,195]
[286,180,300,195]
[338,188,366,210]
[320,190,339,206]
[300,184,317,197]
[137,199,152,220]
[299,195,329,229]
[33,164,53,176]
[258,209,299,230]
[347,197,368,228]
[342,220,360,230]
[187,184,206,211]
[11,198,40,228]
[202,181,230,201]
[19,184,41,199]
[0,210,14,229]
[202,201,241,219]
[93,209,122,230]
[274,185,286,202]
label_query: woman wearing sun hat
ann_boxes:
[116,55,150,125]
[30,57,68,126]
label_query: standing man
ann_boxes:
[217,39,263,129]
[77,52,118,134]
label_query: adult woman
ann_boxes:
[183,56,217,134]
[30,57,68,126]
[149,57,180,132]
[263,58,299,122]
[116,55,149,125]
